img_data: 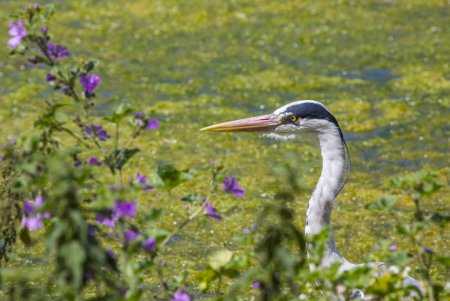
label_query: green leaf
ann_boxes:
[59,241,86,289]
[156,161,191,191]
[181,194,204,203]
[83,60,97,73]
[145,208,163,221]
[105,148,139,173]
[19,228,33,246]
[436,255,450,267]
[104,104,133,124]
[366,195,397,211]
[208,249,233,271]
[34,103,66,129]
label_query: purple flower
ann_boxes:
[74,159,82,167]
[80,74,101,94]
[423,247,433,254]
[95,212,117,228]
[8,20,27,49]
[134,112,145,119]
[96,200,137,228]
[124,229,139,243]
[142,237,156,252]
[146,118,160,130]
[135,173,153,191]
[389,243,398,252]
[171,289,191,301]
[84,124,110,141]
[252,281,263,289]
[40,27,48,34]
[114,200,137,219]
[87,224,96,238]
[106,249,116,260]
[46,73,56,82]
[23,200,35,215]
[88,156,101,166]
[21,195,49,231]
[223,176,245,198]
[203,202,221,220]
[46,42,70,59]
[136,173,147,185]
[22,216,43,231]
[134,112,146,127]
[34,195,44,207]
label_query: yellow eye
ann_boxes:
[290,115,298,122]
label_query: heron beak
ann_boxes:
[201,114,280,132]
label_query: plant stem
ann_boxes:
[59,126,92,148]
[161,201,206,248]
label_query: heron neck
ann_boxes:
[305,125,347,256]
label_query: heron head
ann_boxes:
[201,100,342,137]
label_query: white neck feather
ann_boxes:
[304,121,350,267]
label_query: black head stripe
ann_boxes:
[285,102,345,141]
[285,102,337,125]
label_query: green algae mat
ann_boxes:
[1,0,449,291]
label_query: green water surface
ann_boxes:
[0,0,449,293]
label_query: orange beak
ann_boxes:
[201,114,281,132]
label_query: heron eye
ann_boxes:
[290,115,298,122]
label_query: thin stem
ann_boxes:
[161,201,206,248]
[59,126,92,148]
[115,122,120,153]
[35,37,54,66]
[123,127,142,149]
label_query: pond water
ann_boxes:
[0,0,448,286]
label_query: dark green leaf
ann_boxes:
[145,208,163,221]
[83,60,97,73]
[105,148,139,173]
[19,228,33,246]
[156,161,191,191]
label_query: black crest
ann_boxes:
[285,101,345,142]
[285,102,339,127]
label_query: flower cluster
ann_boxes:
[88,156,102,166]
[96,200,137,228]
[21,196,50,231]
[46,42,70,59]
[134,112,160,130]
[7,20,27,49]
[123,229,156,253]
[84,124,110,141]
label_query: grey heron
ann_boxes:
[201,100,421,297]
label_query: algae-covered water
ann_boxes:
[0,0,449,289]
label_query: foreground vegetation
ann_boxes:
[0,1,448,300]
